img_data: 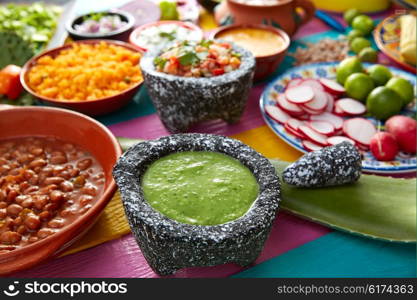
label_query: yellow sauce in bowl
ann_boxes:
[217,27,286,57]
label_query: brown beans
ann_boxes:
[29,159,47,169]
[6,204,23,217]
[49,190,64,203]
[0,190,6,202]
[30,147,44,156]
[24,215,41,230]
[44,177,64,185]
[48,218,65,228]
[79,195,93,207]
[0,231,21,244]
[77,158,92,170]
[60,181,74,192]
[0,137,104,250]
[21,198,33,208]
[6,190,18,202]
[81,184,98,196]
[50,155,67,165]
[33,195,49,210]
[39,211,51,221]
[37,228,54,239]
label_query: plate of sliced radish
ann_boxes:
[260,62,416,175]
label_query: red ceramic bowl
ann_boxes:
[129,20,203,52]
[20,40,144,116]
[0,106,122,275]
[211,24,290,81]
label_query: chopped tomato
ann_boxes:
[219,43,231,49]
[212,68,225,76]
[0,65,23,100]
[169,56,179,66]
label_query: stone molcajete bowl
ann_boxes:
[113,134,280,275]
[140,42,256,133]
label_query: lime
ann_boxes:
[350,37,371,53]
[367,64,392,86]
[345,73,375,101]
[336,56,364,85]
[366,86,403,119]
[385,77,414,106]
[352,15,374,35]
[358,47,378,62]
[344,9,360,26]
[347,29,365,42]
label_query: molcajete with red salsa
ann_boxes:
[0,136,104,253]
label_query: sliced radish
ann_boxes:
[308,120,335,136]
[285,85,314,104]
[325,93,334,112]
[286,78,303,89]
[310,112,344,130]
[302,140,323,152]
[265,105,290,124]
[327,136,355,146]
[301,106,324,115]
[286,118,304,132]
[335,98,366,116]
[319,78,345,95]
[300,78,324,91]
[285,124,306,139]
[299,125,328,146]
[302,89,328,111]
[276,94,304,115]
[333,104,348,116]
[343,118,377,146]
[298,114,310,120]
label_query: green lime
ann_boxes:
[358,47,378,62]
[366,86,403,119]
[350,37,371,53]
[352,15,374,35]
[347,29,365,42]
[367,64,392,86]
[336,56,364,85]
[344,9,360,26]
[385,77,414,106]
[345,73,375,101]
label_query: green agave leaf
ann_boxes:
[271,159,416,243]
[116,137,416,243]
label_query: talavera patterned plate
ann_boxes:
[260,62,416,175]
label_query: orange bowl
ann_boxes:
[20,40,144,116]
[0,106,122,275]
[211,24,290,81]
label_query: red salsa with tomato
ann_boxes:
[0,137,105,253]
[154,40,241,77]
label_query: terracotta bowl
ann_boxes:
[0,106,121,275]
[211,24,290,81]
[129,20,203,53]
[20,40,144,116]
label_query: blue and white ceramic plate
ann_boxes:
[260,62,416,175]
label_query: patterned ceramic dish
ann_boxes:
[374,12,416,73]
[259,62,416,175]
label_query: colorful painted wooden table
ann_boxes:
[9,0,416,278]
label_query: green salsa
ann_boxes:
[141,151,259,225]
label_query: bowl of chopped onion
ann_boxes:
[66,10,135,41]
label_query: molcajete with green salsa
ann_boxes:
[141,151,259,225]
